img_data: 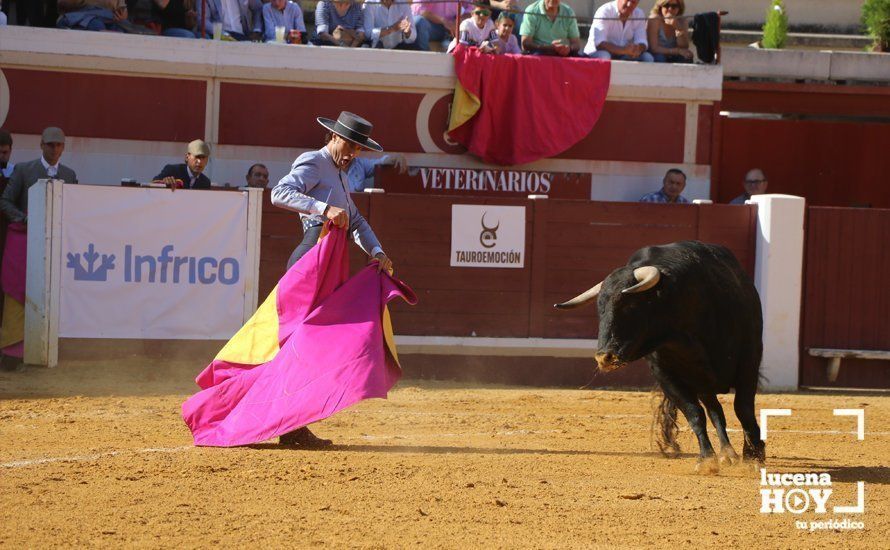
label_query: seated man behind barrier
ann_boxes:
[346,153,407,192]
[730,168,768,204]
[0,127,78,371]
[245,163,270,188]
[411,0,461,52]
[153,140,212,189]
[363,0,417,50]
[196,0,254,40]
[583,0,653,62]
[315,0,365,47]
[263,0,305,43]
[519,0,581,57]
[639,168,689,204]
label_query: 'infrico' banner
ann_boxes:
[451,205,525,268]
[59,186,249,339]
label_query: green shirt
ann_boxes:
[519,0,580,46]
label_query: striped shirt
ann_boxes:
[315,0,364,35]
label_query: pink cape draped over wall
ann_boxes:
[181,224,417,447]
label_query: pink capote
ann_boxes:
[1,223,27,357]
[181,224,417,447]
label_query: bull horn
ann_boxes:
[554,282,602,310]
[622,266,660,294]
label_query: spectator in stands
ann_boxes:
[730,168,768,204]
[363,0,417,50]
[494,12,520,54]
[647,0,692,63]
[583,0,653,62]
[125,0,198,37]
[57,0,130,31]
[154,0,198,37]
[262,0,304,43]
[346,153,407,192]
[412,0,461,52]
[639,168,689,203]
[315,0,365,47]
[519,0,581,57]
[245,163,270,188]
[449,0,497,53]
[152,140,212,189]
[196,0,254,40]
[0,127,78,371]
[0,130,13,184]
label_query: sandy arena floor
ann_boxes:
[1,359,888,548]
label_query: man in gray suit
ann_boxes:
[0,126,78,224]
[0,127,77,371]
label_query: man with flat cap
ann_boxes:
[0,127,78,371]
[271,111,393,447]
[153,139,212,190]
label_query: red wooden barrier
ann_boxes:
[260,193,757,342]
[800,207,890,388]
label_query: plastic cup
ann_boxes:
[212,22,223,40]
[274,26,286,43]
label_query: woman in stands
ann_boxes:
[646,0,693,63]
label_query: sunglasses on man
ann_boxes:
[474,9,491,16]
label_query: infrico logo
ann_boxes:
[67,243,240,285]
[758,408,866,531]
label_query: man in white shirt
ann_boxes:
[363,0,417,50]
[583,0,654,61]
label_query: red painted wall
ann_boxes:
[715,117,890,208]
[800,207,890,388]
[2,69,206,142]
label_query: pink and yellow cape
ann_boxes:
[181,223,416,447]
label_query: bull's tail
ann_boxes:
[651,388,681,458]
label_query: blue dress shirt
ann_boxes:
[272,146,383,257]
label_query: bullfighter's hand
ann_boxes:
[374,252,393,273]
[325,205,349,228]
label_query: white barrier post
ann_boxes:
[751,194,806,391]
[242,187,263,320]
[24,179,64,367]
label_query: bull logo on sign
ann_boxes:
[479,211,499,249]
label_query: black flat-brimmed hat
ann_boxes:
[317,111,384,152]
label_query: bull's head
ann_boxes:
[554,266,661,372]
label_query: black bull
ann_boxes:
[555,241,766,472]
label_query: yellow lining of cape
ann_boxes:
[448,80,481,132]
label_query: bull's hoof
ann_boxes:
[657,441,681,458]
[719,446,740,466]
[694,456,719,475]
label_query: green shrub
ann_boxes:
[862,0,890,51]
[762,0,788,49]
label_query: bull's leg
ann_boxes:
[733,388,766,464]
[659,379,718,474]
[700,394,739,466]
